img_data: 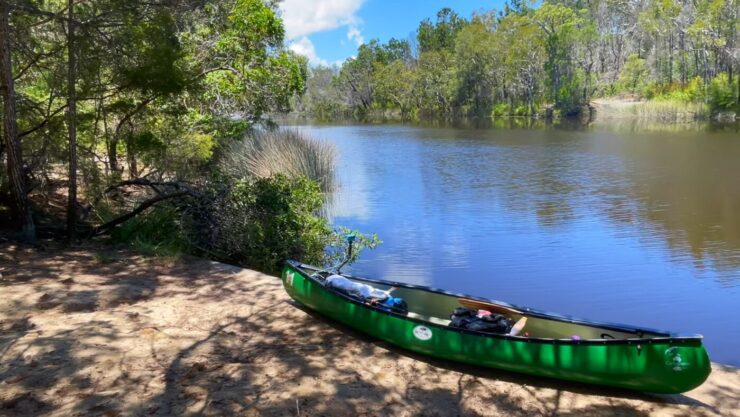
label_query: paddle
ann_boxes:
[458,298,523,316]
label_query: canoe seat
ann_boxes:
[407,312,451,326]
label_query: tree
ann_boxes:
[454,16,498,116]
[619,54,649,93]
[0,0,36,241]
[374,60,417,116]
[497,11,546,115]
[417,8,468,53]
[533,3,592,114]
[66,0,77,241]
[415,50,458,117]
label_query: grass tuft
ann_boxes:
[221,129,336,193]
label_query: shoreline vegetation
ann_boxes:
[293,4,738,124]
[1,0,380,273]
[2,0,738,250]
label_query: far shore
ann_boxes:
[1,243,738,416]
[282,99,738,127]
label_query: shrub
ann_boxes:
[684,77,706,102]
[209,175,329,272]
[708,73,739,112]
[491,103,511,117]
[108,205,189,257]
[205,174,378,273]
[221,129,336,193]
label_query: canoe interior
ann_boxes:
[294,263,686,342]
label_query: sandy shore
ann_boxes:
[1,243,738,416]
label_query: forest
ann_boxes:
[295,1,739,120]
[0,0,737,272]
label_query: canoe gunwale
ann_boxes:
[286,260,705,346]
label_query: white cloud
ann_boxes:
[280,0,366,66]
[288,37,347,67]
[279,0,365,39]
[288,36,329,66]
[347,26,364,46]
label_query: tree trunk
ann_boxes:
[668,33,673,84]
[0,0,36,242]
[679,31,686,84]
[108,138,119,174]
[125,134,138,178]
[66,0,78,241]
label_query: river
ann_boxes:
[292,121,740,366]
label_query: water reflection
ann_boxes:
[297,123,740,365]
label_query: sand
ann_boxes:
[1,243,738,417]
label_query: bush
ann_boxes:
[491,103,511,117]
[221,129,336,193]
[108,205,189,257]
[209,175,329,272]
[708,73,739,112]
[205,174,379,273]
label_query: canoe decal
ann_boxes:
[286,272,294,287]
[665,347,689,371]
[413,325,433,341]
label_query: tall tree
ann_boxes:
[66,0,78,241]
[0,0,36,241]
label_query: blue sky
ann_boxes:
[279,0,508,66]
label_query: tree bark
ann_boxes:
[66,0,78,241]
[0,0,36,242]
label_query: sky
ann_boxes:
[279,0,508,67]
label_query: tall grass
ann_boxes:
[221,129,336,193]
[594,98,710,123]
[630,100,710,123]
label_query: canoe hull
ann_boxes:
[282,264,711,394]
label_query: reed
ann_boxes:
[629,100,710,123]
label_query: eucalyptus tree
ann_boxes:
[533,3,594,114]
[454,15,498,116]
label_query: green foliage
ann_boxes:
[120,11,186,95]
[2,0,380,274]
[417,8,468,53]
[643,77,711,104]
[297,1,737,123]
[210,175,328,273]
[708,73,739,112]
[108,206,189,257]
[415,50,458,116]
[491,103,511,117]
[324,226,382,267]
[618,54,649,94]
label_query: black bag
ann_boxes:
[449,308,513,334]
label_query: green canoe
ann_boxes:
[282,261,711,394]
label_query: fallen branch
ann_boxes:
[91,190,190,236]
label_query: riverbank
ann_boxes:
[1,243,738,416]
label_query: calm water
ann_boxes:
[295,122,740,366]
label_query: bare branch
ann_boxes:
[91,190,191,236]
